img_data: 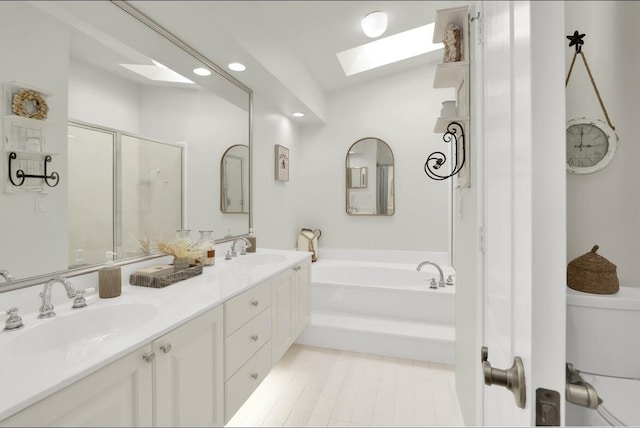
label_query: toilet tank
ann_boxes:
[567,286,640,378]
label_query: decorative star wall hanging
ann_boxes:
[567,30,585,53]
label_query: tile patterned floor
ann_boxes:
[226,344,465,427]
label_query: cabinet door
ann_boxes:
[154,305,224,427]
[294,261,311,336]
[0,346,153,427]
[271,269,295,363]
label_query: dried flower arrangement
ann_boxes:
[156,239,203,259]
[129,234,154,255]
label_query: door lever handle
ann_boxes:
[481,346,526,409]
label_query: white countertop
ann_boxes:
[0,249,311,421]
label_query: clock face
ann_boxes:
[566,118,617,174]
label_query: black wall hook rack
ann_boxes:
[424,121,466,181]
[8,151,60,187]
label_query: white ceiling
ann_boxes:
[126,1,464,124]
[39,1,465,125]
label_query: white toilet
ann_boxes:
[566,286,640,426]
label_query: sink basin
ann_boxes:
[234,254,287,266]
[7,303,158,359]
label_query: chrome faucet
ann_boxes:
[38,276,87,319]
[231,237,251,256]
[417,261,445,287]
[0,270,14,282]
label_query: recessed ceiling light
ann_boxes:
[228,62,246,72]
[361,11,388,38]
[292,112,305,118]
[193,67,211,76]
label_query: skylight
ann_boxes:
[337,23,443,76]
[119,60,194,84]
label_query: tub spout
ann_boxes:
[417,261,445,287]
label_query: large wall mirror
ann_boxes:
[346,138,395,216]
[0,2,250,286]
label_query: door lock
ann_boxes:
[481,346,526,409]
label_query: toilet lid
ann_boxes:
[582,372,640,426]
[567,286,640,311]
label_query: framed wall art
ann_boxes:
[274,144,289,182]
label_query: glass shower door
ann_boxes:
[67,124,115,266]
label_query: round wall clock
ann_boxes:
[566,117,618,174]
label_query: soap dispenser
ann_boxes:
[247,228,256,253]
[99,251,121,298]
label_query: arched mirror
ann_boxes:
[346,138,395,216]
[221,145,249,213]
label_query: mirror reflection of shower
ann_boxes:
[220,144,249,214]
[68,123,183,265]
[346,138,395,216]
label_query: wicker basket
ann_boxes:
[567,245,619,294]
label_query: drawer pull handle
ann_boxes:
[250,372,259,380]
[160,343,172,353]
[143,351,155,363]
[250,300,259,307]
[251,334,259,341]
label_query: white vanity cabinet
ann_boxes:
[0,252,311,427]
[272,260,311,363]
[0,346,154,427]
[0,305,224,427]
[153,305,224,427]
[223,279,272,423]
[294,261,311,337]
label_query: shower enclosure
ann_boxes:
[67,123,183,266]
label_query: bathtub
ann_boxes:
[295,253,456,363]
[312,259,456,290]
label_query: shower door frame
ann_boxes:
[68,120,185,261]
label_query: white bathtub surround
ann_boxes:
[296,249,455,364]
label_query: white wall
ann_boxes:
[68,59,140,133]
[251,97,302,250]
[0,3,69,278]
[138,86,249,239]
[296,64,452,251]
[565,1,640,287]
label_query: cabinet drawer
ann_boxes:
[225,280,271,336]
[225,308,271,380]
[225,341,272,423]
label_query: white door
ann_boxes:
[480,1,566,425]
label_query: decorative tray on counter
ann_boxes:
[130,264,203,288]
